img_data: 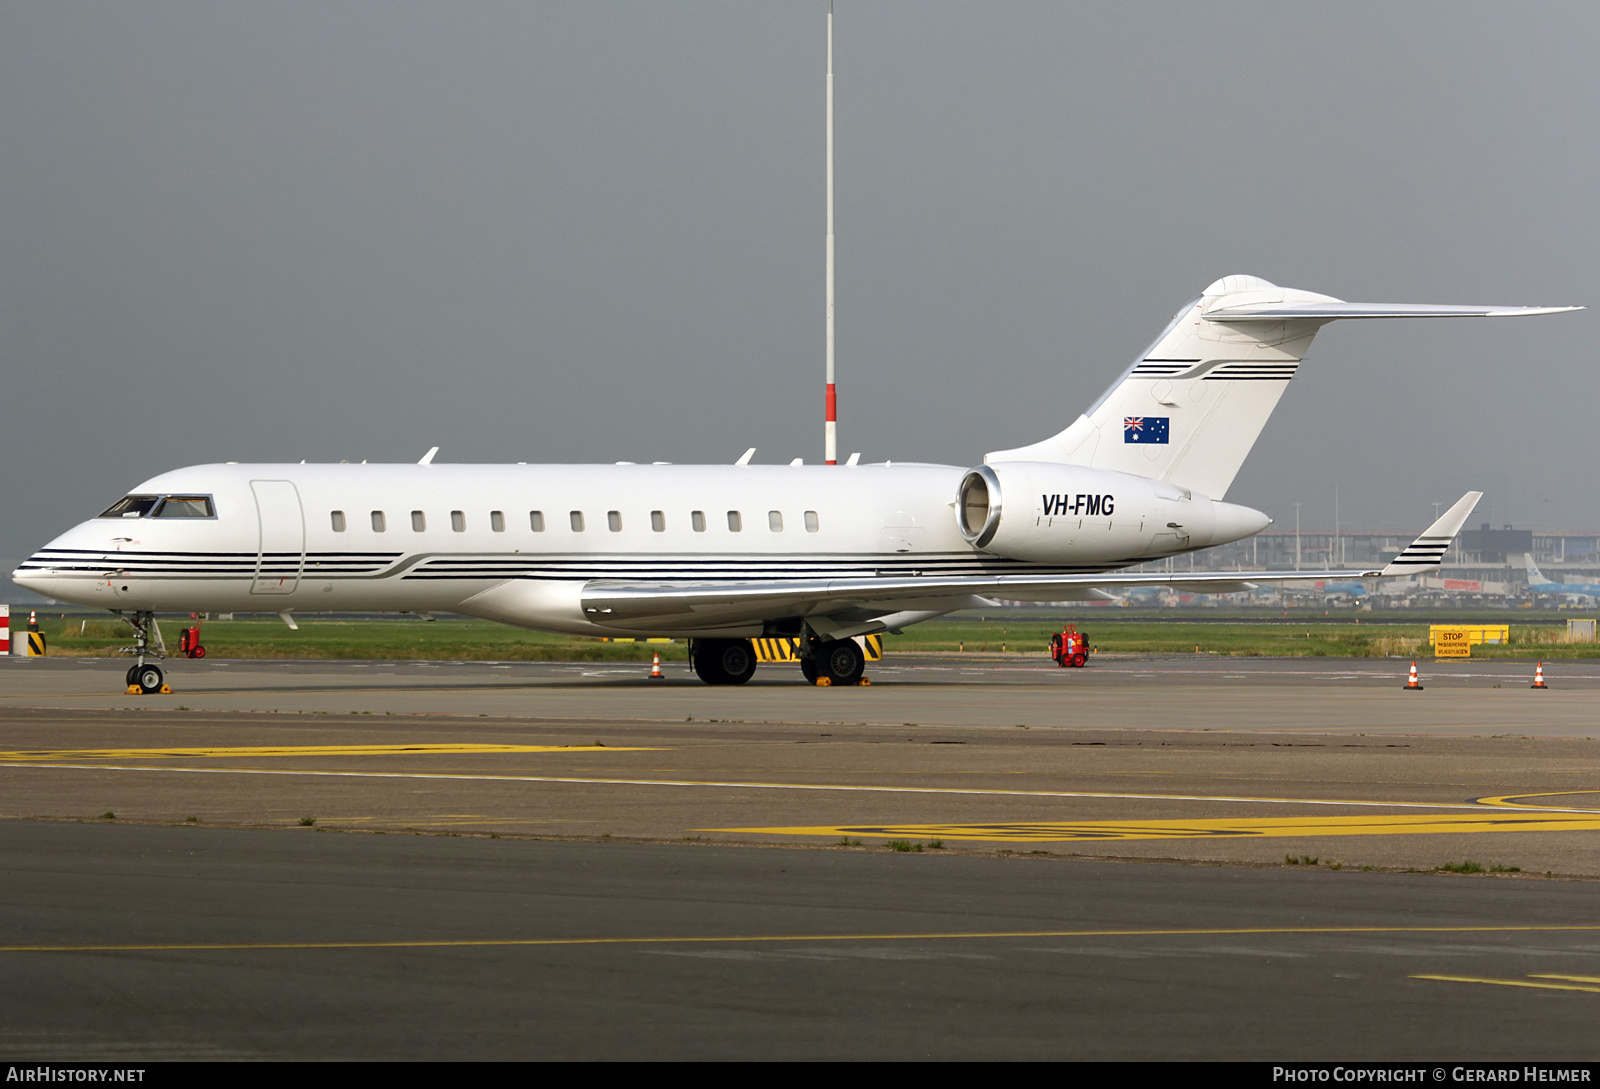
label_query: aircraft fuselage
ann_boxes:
[13,461,1266,637]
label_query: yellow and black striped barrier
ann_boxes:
[26,632,45,657]
[752,634,882,663]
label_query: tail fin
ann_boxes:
[1379,492,1481,576]
[986,275,1578,499]
[1524,553,1550,586]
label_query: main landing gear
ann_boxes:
[687,635,872,687]
[690,638,758,686]
[117,610,170,694]
[799,636,865,687]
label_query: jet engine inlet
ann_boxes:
[957,466,1002,548]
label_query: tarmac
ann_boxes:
[2,652,1598,1059]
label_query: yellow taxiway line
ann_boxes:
[0,744,661,761]
[8,924,1600,955]
[715,813,1600,842]
[5,762,1600,819]
[1413,974,1600,995]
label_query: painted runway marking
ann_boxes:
[719,813,1600,842]
[7,924,1600,955]
[0,744,663,761]
[1477,791,1600,810]
[7,761,1600,815]
[1414,973,1600,995]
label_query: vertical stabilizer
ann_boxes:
[986,276,1335,499]
[985,276,1579,500]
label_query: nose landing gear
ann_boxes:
[117,611,171,694]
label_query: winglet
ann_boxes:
[1380,491,1482,576]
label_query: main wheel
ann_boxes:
[691,638,757,686]
[820,639,865,686]
[799,657,819,684]
[126,664,140,686]
[135,664,164,694]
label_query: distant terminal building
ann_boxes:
[1456,524,1534,564]
[1152,524,1600,597]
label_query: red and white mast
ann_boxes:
[823,0,837,465]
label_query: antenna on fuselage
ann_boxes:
[823,0,837,465]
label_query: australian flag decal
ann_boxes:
[1124,416,1169,444]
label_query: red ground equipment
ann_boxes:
[1050,624,1090,668]
[178,613,206,659]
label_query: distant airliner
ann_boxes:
[1313,580,1368,599]
[12,275,1576,690]
[1524,555,1600,602]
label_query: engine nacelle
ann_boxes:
[956,462,1268,564]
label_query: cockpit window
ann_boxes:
[98,495,161,519]
[153,495,215,518]
[97,494,216,519]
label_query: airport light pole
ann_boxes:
[1333,483,1341,568]
[1293,502,1301,571]
[823,0,837,465]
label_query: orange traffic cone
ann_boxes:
[27,611,37,633]
[1403,661,1423,691]
[1531,662,1548,690]
[649,653,664,680]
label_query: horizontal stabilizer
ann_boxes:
[1204,302,1581,322]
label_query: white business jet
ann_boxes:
[12,275,1577,691]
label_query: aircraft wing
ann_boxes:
[581,493,1481,627]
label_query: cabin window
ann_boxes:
[607,511,622,532]
[768,511,783,532]
[371,511,386,532]
[805,510,820,533]
[411,510,426,532]
[727,511,742,532]
[530,511,545,532]
[650,511,665,532]
[331,511,347,533]
[691,510,706,533]
[490,511,505,533]
[98,495,160,519]
[451,510,465,533]
[152,495,215,519]
[570,511,585,532]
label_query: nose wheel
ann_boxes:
[116,610,171,694]
[126,662,165,694]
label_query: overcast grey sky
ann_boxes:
[3,1,1595,590]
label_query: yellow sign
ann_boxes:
[1428,624,1507,646]
[1433,628,1472,658]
